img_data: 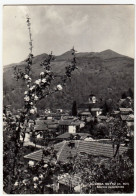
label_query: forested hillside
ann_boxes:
[3,49,134,110]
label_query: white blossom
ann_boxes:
[45,70,50,73]
[14,181,19,186]
[33,106,37,112]
[37,134,41,139]
[30,102,33,105]
[35,79,41,85]
[23,179,27,185]
[33,177,39,182]
[28,160,35,167]
[40,72,44,76]
[24,91,28,95]
[30,106,37,114]
[39,174,44,179]
[57,84,63,91]
[34,183,38,188]
[44,164,48,168]
[24,74,29,79]
[30,109,36,114]
[42,78,47,83]
[32,94,35,97]
[24,96,30,102]
[34,95,38,101]
[28,77,32,83]
[30,85,35,91]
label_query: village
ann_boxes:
[3,92,134,193]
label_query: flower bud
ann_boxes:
[57,84,63,91]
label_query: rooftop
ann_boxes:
[126,121,134,126]
[35,119,59,130]
[120,115,134,121]
[24,140,128,163]
[59,120,72,126]
[24,141,64,162]
[79,111,91,115]
[91,108,102,111]
[59,119,84,126]
[119,108,133,112]
[56,132,91,140]
[113,111,120,114]
[71,120,85,126]
[98,115,108,120]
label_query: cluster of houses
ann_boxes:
[27,94,102,141]
[26,94,134,143]
[3,94,134,193]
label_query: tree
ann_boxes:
[128,88,133,99]
[110,117,128,158]
[92,123,108,139]
[72,100,77,116]
[71,152,134,193]
[121,91,128,99]
[3,16,78,194]
[102,99,114,115]
[122,88,134,99]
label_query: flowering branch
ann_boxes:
[4,15,78,194]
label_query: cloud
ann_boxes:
[3,5,134,65]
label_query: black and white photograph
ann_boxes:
[3,4,134,194]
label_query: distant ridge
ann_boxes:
[3,49,134,110]
[4,49,133,68]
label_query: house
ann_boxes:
[45,113,62,120]
[90,108,102,117]
[120,114,134,122]
[34,119,59,138]
[45,109,51,114]
[68,124,77,133]
[45,115,53,120]
[56,109,63,113]
[119,108,133,115]
[34,120,48,138]
[70,119,85,130]
[89,94,97,104]
[59,118,84,134]
[59,120,73,134]
[78,111,91,121]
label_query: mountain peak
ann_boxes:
[98,49,124,59]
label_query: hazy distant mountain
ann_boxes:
[3,49,134,110]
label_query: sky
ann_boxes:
[3,5,135,65]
